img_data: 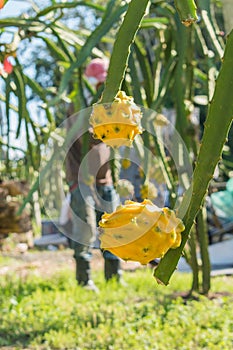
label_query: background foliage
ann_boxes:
[1,0,233,294]
[0,261,232,349]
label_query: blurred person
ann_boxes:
[65,58,121,290]
[65,118,122,291]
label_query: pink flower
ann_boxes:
[84,58,109,83]
[0,0,4,10]
[3,57,13,74]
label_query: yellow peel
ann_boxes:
[99,199,185,264]
[90,91,143,148]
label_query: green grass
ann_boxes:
[0,266,233,350]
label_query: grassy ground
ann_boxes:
[0,250,233,350]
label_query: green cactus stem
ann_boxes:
[101,0,150,103]
[174,0,198,27]
[189,228,199,292]
[154,29,233,285]
[197,207,211,294]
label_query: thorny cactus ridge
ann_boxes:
[154,29,233,285]
[101,0,150,104]
[174,0,198,27]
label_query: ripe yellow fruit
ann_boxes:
[99,199,184,265]
[116,179,134,198]
[89,91,143,147]
[83,175,95,186]
[121,158,131,169]
[140,182,158,200]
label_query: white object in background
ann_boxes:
[59,193,71,226]
[177,238,233,272]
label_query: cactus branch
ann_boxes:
[197,207,211,294]
[201,10,224,58]
[154,30,233,285]
[189,228,200,292]
[174,0,198,27]
[101,0,150,103]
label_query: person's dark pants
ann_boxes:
[70,184,121,284]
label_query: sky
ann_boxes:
[0,0,31,18]
[0,1,36,158]
[0,1,93,160]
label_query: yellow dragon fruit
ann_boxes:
[140,181,158,200]
[121,158,131,169]
[99,199,184,265]
[116,179,134,199]
[89,91,143,147]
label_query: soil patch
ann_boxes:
[0,248,142,278]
